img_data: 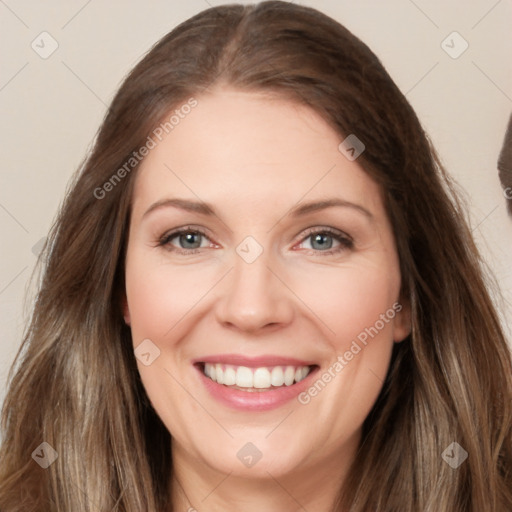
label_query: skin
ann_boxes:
[123,88,411,512]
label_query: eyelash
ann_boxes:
[157,225,354,256]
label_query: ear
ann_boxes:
[122,294,131,326]
[392,297,411,343]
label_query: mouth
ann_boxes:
[193,355,320,411]
[198,362,314,392]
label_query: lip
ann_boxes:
[193,355,319,411]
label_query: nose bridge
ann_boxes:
[233,246,272,295]
[215,240,293,331]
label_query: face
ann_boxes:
[123,88,410,485]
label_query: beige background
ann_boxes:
[1,0,511,410]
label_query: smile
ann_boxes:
[194,355,320,411]
[203,363,313,391]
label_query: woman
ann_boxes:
[1,2,511,511]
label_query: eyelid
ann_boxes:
[295,226,353,245]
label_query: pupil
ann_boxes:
[312,233,332,250]
[180,233,200,249]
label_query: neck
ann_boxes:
[170,435,359,512]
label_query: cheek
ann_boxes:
[124,252,211,429]
[124,252,214,342]
[290,261,400,348]
[289,264,399,432]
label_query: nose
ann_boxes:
[214,249,294,333]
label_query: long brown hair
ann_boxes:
[1,2,511,510]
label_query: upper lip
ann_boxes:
[194,354,317,368]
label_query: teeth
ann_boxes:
[284,366,295,386]
[253,368,269,388]
[236,366,253,387]
[221,364,228,384]
[223,366,236,386]
[271,367,284,386]
[203,363,312,389]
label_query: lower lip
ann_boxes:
[195,364,319,411]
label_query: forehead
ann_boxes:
[131,88,384,220]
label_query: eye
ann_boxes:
[158,227,213,254]
[295,227,353,255]
[157,226,353,256]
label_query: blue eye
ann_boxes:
[297,228,353,254]
[309,232,335,250]
[158,228,212,253]
[175,232,203,249]
[158,226,353,256]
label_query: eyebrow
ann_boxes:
[142,197,373,221]
[289,198,373,220]
[143,198,214,219]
